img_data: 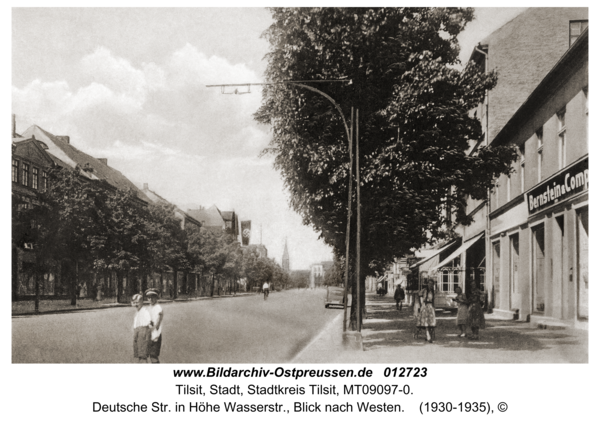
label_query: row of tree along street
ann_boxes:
[255,8,518,329]
[12,164,292,311]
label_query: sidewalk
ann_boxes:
[12,292,255,316]
[292,291,588,363]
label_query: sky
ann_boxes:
[11,7,527,270]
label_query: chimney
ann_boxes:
[12,114,16,138]
[143,183,148,190]
[97,158,108,166]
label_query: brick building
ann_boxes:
[404,8,588,316]
[486,28,588,328]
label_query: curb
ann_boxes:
[12,292,256,317]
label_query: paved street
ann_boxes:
[12,289,339,363]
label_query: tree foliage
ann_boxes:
[256,7,518,275]
[14,165,247,303]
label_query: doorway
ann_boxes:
[532,225,546,314]
[576,208,588,320]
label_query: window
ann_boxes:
[519,144,525,193]
[557,109,566,169]
[32,167,39,190]
[42,171,48,190]
[12,159,19,183]
[22,163,29,187]
[570,20,588,46]
[536,128,543,183]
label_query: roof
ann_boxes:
[220,211,234,221]
[20,125,151,203]
[187,205,225,228]
[142,185,201,227]
[469,8,588,142]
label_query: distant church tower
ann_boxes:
[282,238,290,272]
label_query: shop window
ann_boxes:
[440,269,460,293]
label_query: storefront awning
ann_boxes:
[431,233,484,272]
[409,240,459,270]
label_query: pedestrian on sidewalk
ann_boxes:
[145,289,163,363]
[131,294,152,363]
[394,284,405,311]
[467,283,486,340]
[453,286,468,337]
[416,280,436,343]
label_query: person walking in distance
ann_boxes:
[145,289,163,363]
[394,284,406,311]
[262,281,270,300]
[131,294,152,363]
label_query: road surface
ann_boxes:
[12,289,340,363]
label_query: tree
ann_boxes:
[256,7,518,327]
[242,245,275,291]
[323,258,344,287]
[94,187,150,303]
[289,270,310,289]
[146,203,188,299]
[33,166,112,305]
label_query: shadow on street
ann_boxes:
[362,295,585,354]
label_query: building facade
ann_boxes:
[401,9,588,317]
[486,29,588,329]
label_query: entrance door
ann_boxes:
[509,234,520,310]
[532,225,546,314]
[577,208,588,320]
[492,241,501,310]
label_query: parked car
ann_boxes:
[325,285,350,309]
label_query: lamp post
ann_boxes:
[207,80,362,335]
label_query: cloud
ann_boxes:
[80,47,149,99]
[12,43,332,269]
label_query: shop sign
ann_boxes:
[525,157,588,215]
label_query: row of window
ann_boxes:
[497,87,588,208]
[12,159,48,190]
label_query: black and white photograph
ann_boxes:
[6,3,594,421]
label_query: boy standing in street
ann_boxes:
[145,289,163,363]
[132,294,152,363]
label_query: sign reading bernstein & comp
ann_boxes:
[525,156,588,216]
